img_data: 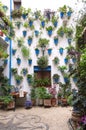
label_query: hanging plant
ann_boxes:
[63,73,70,83]
[67,7,73,19]
[64,27,73,37]
[46,26,53,36]
[15,74,23,85]
[21,46,30,59]
[27,36,33,46]
[16,57,21,65]
[27,74,33,84]
[37,56,48,69]
[22,30,27,37]
[35,48,40,56]
[15,21,22,29]
[57,26,64,37]
[54,36,59,45]
[11,68,17,75]
[12,49,16,55]
[28,58,32,65]
[40,16,46,28]
[17,37,24,47]
[58,65,67,73]
[34,30,39,37]
[28,18,34,27]
[53,74,60,83]
[58,5,67,18]
[34,9,41,19]
[53,57,59,64]
[21,7,29,20]
[59,47,64,55]
[47,48,52,55]
[23,21,28,28]
[3,59,8,66]
[52,15,59,27]
[11,8,22,18]
[21,68,28,76]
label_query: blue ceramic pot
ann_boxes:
[16,80,21,85]
[41,21,45,28]
[67,11,72,18]
[23,30,27,37]
[47,30,52,36]
[28,59,32,65]
[53,78,59,84]
[64,77,69,83]
[64,58,68,64]
[28,39,32,46]
[68,38,72,44]
[35,30,39,37]
[60,12,64,18]
[4,59,8,65]
[29,20,33,27]
[22,14,27,20]
[48,49,52,55]
[54,38,58,45]
[17,58,21,65]
[53,21,58,27]
[5,36,9,42]
[12,49,16,55]
[59,48,63,55]
[35,49,39,56]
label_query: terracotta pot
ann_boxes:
[7,101,15,110]
[0,31,3,36]
[44,99,51,107]
[51,98,57,107]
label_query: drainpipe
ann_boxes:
[9,0,12,85]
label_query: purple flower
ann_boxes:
[81,115,86,125]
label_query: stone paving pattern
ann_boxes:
[0,106,72,130]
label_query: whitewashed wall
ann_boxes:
[1,0,83,92]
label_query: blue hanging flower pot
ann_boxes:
[53,78,59,84]
[22,30,27,37]
[59,48,63,55]
[29,20,33,27]
[68,38,72,44]
[67,11,72,18]
[35,48,40,56]
[53,21,58,27]
[27,39,32,46]
[47,30,52,37]
[64,58,68,64]
[12,49,16,55]
[16,80,21,85]
[17,58,21,65]
[73,77,77,83]
[64,77,69,83]
[60,12,64,18]
[48,49,52,55]
[35,30,39,37]
[54,38,58,45]
[22,14,27,20]
[28,59,32,65]
[72,58,76,63]
[3,59,8,65]
[41,21,45,28]
[5,36,9,42]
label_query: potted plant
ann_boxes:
[34,30,39,37]
[28,58,32,65]
[21,68,28,76]
[15,21,22,29]
[52,15,59,27]
[58,65,67,73]
[67,7,73,19]
[27,36,33,46]
[34,9,41,19]
[47,48,52,55]
[53,74,60,84]
[54,36,59,45]
[36,87,46,106]
[37,56,48,69]
[30,88,36,106]
[28,17,34,27]
[40,15,46,28]
[58,5,67,18]
[57,26,64,37]
[11,68,17,75]
[21,45,30,59]
[17,37,24,47]
[12,49,16,55]
[21,7,29,20]
[63,73,70,83]
[59,47,64,55]
[22,30,27,37]
[23,21,28,28]
[27,74,33,84]
[64,27,73,37]
[44,93,52,107]
[46,26,53,36]
[53,57,59,64]
[35,48,40,56]
[11,8,22,18]
[16,57,21,65]
[15,74,23,85]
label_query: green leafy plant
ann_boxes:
[53,57,59,64]
[11,68,17,75]
[58,65,67,73]
[37,56,48,69]
[21,46,30,58]
[58,5,67,14]
[46,26,53,31]
[38,38,49,47]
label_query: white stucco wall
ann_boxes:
[0,0,83,93]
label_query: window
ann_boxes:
[13,0,21,10]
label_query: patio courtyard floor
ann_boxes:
[0,106,72,130]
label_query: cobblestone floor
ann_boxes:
[0,106,72,130]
